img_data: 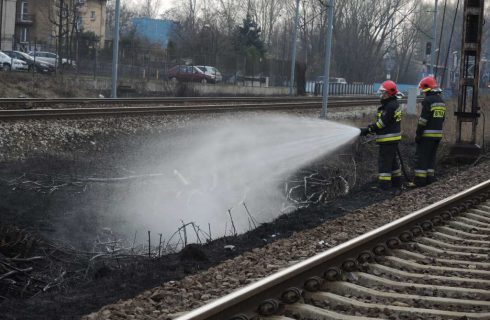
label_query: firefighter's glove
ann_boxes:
[360,127,370,136]
[415,135,421,144]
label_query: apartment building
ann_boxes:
[13,0,107,51]
[77,0,107,47]
[0,0,17,50]
[15,0,52,48]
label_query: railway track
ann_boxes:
[0,96,423,119]
[0,96,371,109]
[0,96,385,119]
[177,180,490,320]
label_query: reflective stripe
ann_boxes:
[430,103,446,110]
[422,133,443,138]
[376,119,385,129]
[431,106,446,111]
[422,88,432,92]
[378,175,392,181]
[392,169,402,177]
[418,118,428,126]
[415,170,428,177]
[377,133,402,138]
[427,169,435,176]
[422,129,443,138]
[376,135,401,143]
[427,169,435,173]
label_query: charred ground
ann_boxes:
[0,139,467,320]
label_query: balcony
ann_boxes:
[16,14,34,24]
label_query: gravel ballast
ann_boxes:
[84,159,490,319]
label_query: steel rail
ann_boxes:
[177,179,490,320]
[0,96,377,109]
[0,100,385,120]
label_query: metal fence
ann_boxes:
[305,82,374,95]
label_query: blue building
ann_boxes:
[132,18,176,48]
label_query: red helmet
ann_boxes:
[419,76,438,92]
[378,80,398,97]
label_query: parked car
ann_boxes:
[3,50,54,74]
[196,66,223,82]
[0,51,28,71]
[315,76,347,85]
[167,65,217,84]
[28,51,76,69]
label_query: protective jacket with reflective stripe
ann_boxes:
[370,96,402,144]
[416,92,446,140]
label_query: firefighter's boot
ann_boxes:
[414,170,428,187]
[391,176,402,196]
[378,179,391,191]
[414,177,427,187]
[427,170,436,185]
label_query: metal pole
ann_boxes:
[320,0,334,119]
[111,0,121,98]
[0,0,3,51]
[289,0,300,96]
[430,0,438,76]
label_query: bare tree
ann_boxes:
[106,1,138,35]
[48,0,81,65]
[249,0,285,46]
[139,0,162,18]
[328,0,417,82]
[188,0,197,30]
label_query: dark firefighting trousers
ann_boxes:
[378,143,402,190]
[414,139,440,186]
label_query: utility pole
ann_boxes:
[429,0,438,76]
[58,0,65,67]
[289,0,300,96]
[111,0,121,98]
[0,0,3,51]
[320,0,334,119]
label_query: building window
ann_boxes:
[21,28,28,43]
[76,16,83,30]
[21,1,29,20]
[90,11,96,21]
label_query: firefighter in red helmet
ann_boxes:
[360,80,403,195]
[414,76,446,186]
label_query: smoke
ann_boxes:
[111,114,360,243]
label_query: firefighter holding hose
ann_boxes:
[360,80,403,196]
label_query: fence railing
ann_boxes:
[305,81,374,95]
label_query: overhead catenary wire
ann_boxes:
[441,0,460,88]
[435,0,448,77]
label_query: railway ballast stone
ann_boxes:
[84,159,490,320]
[0,106,373,162]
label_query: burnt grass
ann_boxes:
[0,142,461,320]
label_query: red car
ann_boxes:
[167,65,216,84]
